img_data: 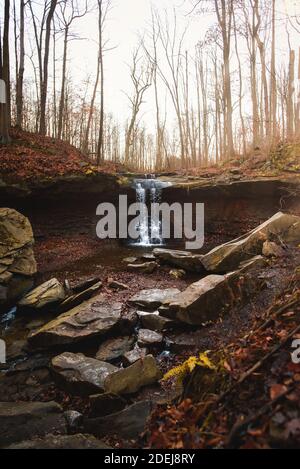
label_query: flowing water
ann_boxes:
[132,176,171,247]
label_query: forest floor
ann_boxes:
[0,128,299,183]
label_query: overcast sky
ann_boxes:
[2,0,300,131]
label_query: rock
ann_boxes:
[64,410,83,431]
[161,261,265,325]
[141,253,156,261]
[107,279,129,290]
[201,212,300,273]
[123,257,137,264]
[153,248,204,273]
[127,261,158,274]
[84,400,152,440]
[89,393,127,417]
[57,281,102,313]
[0,208,37,307]
[51,352,118,396]
[0,401,66,447]
[262,241,285,258]
[5,434,111,449]
[128,288,181,310]
[96,336,134,362]
[123,346,147,366]
[137,311,174,331]
[104,355,162,395]
[70,276,101,293]
[118,309,138,333]
[0,208,36,276]
[169,269,186,279]
[29,295,122,348]
[18,278,66,310]
[138,329,163,347]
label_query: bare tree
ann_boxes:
[0,0,11,143]
[124,47,152,165]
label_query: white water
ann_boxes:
[133,177,171,247]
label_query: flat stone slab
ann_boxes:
[29,295,122,348]
[153,248,204,273]
[18,278,66,310]
[51,352,118,396]
[161,258,265,325]
[137,310,174,331]
[0,401,66,447]
[123,346,147,366]
[202,211,300,273]
[84,400,152,440]
[57,281,102,313]
[5,434,111,449]
[128,288,181,310]
[137,329,164,346]
[96,336,135,362]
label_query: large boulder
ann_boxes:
[0,208,37,307]
[201,212,300,273]
[128,288,181,310]
[51,352,118,396]
[104,355,162,395]
[153,248,204,273]
[29,295,122,348]
[160,258,265,325]
[18,278,66,310]
[0,401,66,447]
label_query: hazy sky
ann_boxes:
[2,0,300,131]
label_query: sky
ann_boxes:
[1,0,300,132]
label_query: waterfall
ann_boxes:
[132,177,171,247]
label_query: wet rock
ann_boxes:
[84,400,152,440]
[51,352,118,396]
[0,208,37,307]
[29,295,122,348]
[137,311,174,331]
[201,212,300,273]
[153,248,204,273]
[96,336,134,362]
[0,401,66,447]
[18,278,66,310]
[169,269,186,279]
[123,257,137,264]
[70,276,101,293]
[57,281,102,313]
[104,355,162,395]
[161,262,265,325]
[107,278,129,290]
[138,329,163,347]
[127,261,158,274]
[89,393,127,417]
[262,240,285,258]
[5,434,111,449]
[123,346,147,366]
[128,288,181,310]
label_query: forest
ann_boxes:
[0,0,299,170]
[0,0,300,455]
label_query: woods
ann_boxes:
[0,0,299,169]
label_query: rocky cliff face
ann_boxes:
[0,208,37,311]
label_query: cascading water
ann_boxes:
[132,176,171,247]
